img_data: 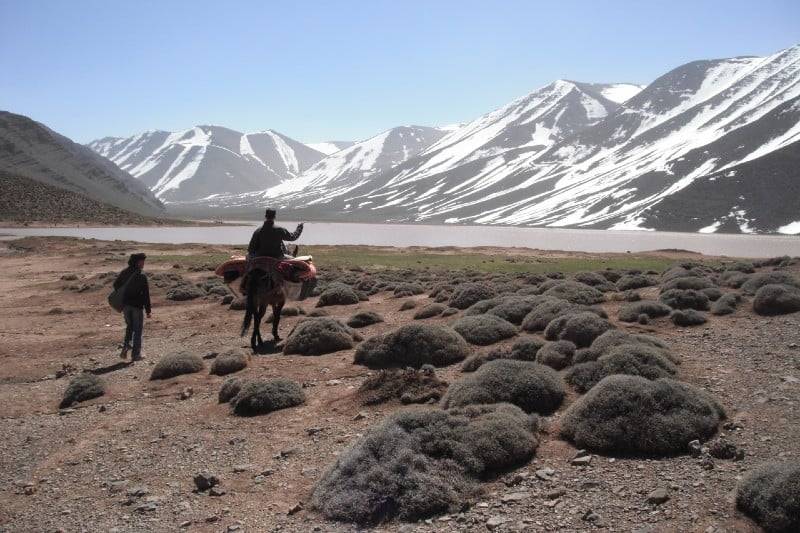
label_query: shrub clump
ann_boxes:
[736,462,800,533]
[661,276,715,292]
[616,274,656,291]
[451,314,518,346]
[753,284,800,316]
[659,288,710,310]
[461,337,544,372]
[442,359,565,415]
[575,330,676,364]
[218,377,243,403]
[357,366,447,405]
[346,311,384,328]
[711,292,741,315]
[283,318,361,355]
[547,311,614,348]
[448,283,497,309]
[741,272,800,295]
[354,323,470,369]
[566,343,678,393]
[231,378,305,416]
[618,300,672,322]
[209,351,248,376]
[316,282,360,307]
[485,296,545,325]
[536,340,576,370]
[150,352,204,380]
[670,309,708,327]
[521,298,606,332]
[543,281,605,305]
[60,373,105,408]
[311,403,539,524]
[560,375,725,456]
[399,300,417,311]
[414,303,446,319]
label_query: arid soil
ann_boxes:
[0,237,797,533]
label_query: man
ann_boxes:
[113,253,151,361]
[248,208,304,259]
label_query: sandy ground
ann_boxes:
[0,237,797,533]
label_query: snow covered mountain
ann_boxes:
[305,141,354,155]
[209,125,451,210]
[206,44,798,234]
[88,126,326,202]
[0,111,163,215]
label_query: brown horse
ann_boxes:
[240,267,286,350]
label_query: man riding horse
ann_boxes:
[239,208,305,348]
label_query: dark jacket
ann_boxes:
[248,222,303,259]
[114,267,151,313]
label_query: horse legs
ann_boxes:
[251,304,264,351]
[272,301,284,341]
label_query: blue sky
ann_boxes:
[1,0,798,144]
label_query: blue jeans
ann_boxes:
[123,305,144,359]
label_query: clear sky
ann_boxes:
[1,0,798,144]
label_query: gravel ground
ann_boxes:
[0,237,797,533]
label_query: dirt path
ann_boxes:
[0,237,797,532]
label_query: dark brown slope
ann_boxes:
[0,173,160,225]
[0,111,163,216]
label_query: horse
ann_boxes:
[240,265,286,350]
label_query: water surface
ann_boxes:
[1,223,798,258]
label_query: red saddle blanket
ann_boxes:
[215,256,317,283]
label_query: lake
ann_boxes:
[1,222,798,258]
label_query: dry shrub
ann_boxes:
[354,323,470,369]
[60,373,104,408]
[357,366,447,405]
[311,403,539,524]
[283,318,361,355]
[150,352,204,380]
[442,359,564,415]
[231,378,305,416]
[736,462,800,533]
[561,375,725,456]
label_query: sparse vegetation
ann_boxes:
[60,373,105,408]
[659,289,710,310]
[414,303,446,319]
[354,323,470,368]
[357,366,447,405]
[231,378,305,416]
[561,375,725,456]
[316,282,361,307]
[753,284,800,316]
[741,272,800,295]
[736,462,800,533]
[449,283,497,309]
[311,403,539,524]
[536,340,576,370]
[209,351,248,376]
[346,310,384,328]
[618,300,672,322]
[442,359,565,415]
[566,343,678,393]
[670,309,708,326]
[283,318,361,355]
[218,377,244,403]
[451,314,518,345]
[150,352,204,380]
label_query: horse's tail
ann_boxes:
[240,272,257,337]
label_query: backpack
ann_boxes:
[108,271,134,312]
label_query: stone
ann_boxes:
[582,509,600,522]
[126,486,149,497]
[545,488,566,500]
[687,439,703,457]
[287,502,303,515]
[501,491,530,503]
[571,455,592,466]
[647,488,670,505]
[193,472,219,492]
[535,467,555,480]
[486,516,509,530]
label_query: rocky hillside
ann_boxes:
[0,111,163,216]
[88,126,327,202]
[189,44,800,234]
[0,173,162,225]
